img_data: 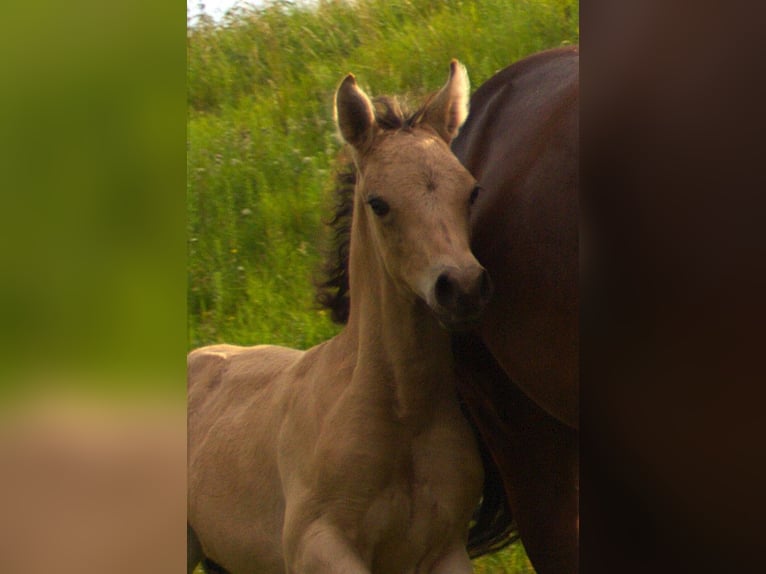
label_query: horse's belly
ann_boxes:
[189,449,286,572]
[193,513,284,573]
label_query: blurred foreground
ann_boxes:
[1,1,186,571]
[0,393,186,573]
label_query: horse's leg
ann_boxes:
[454,334,579,574]
[504,409,578,574]
[187,523,204,574]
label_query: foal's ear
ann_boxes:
[422,60,470,143]
[334,74,376,153]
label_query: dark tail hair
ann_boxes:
[453,333,520,557]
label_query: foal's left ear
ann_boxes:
[422,59,470,143]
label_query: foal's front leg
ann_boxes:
[285,519,370,574]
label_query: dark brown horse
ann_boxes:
[451,46,579,573]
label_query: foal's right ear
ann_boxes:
[334,74,376,153]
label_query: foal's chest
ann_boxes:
[357,428,482,572]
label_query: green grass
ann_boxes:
[187,0,578,349]
[188,0,577,569]
[473,541,535,572]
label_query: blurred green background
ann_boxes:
[0,1,187,572]
[0,0,185,401]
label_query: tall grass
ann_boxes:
[187,0,577,349]
[187,0,577,569]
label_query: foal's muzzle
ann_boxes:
[432,265,493,331]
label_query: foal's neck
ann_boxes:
[344,220,456,423]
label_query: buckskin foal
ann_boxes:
[188,61,491,574]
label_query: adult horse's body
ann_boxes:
[453,47,579,573]
[188,62,492,574]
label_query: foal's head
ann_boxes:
[334,61,492,331]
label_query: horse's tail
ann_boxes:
[453,333,520,557]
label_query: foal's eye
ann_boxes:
[367,196,390,217]
[469,185,482,206]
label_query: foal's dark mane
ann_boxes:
[315,95,518,558]
[315,95,427,324]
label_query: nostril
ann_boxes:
[435,272,455,307]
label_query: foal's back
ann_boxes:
[188,343,304,573]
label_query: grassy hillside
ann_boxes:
[187,0,577,349]
[187,0,577,570]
